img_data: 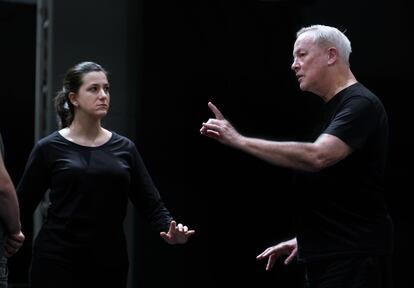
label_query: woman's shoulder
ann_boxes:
[37,130,61,145]
[108,130,137,148]
[26,131,62,157]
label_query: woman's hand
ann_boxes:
[160,220,195,245]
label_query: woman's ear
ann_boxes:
[68,92,78,107]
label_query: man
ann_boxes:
[200,24,393,288]
[0,132,25,288]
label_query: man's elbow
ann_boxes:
[305,155,331,172]
[308,152,347,172]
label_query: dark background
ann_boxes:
[0,0,410,287]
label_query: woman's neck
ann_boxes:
[69,119,102,138]
[60,119,111,147]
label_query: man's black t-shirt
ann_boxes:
[294,82,393,263]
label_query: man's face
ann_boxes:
[291,33,328,94]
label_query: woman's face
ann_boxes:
[70,71,110,119]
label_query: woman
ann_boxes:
[17,61,194,288]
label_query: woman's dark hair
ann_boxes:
[54,61,108,128]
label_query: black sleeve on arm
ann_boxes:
[17,143,50,221]
[128,142,173,232]
[324,97,377,150]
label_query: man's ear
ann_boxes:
[327,47,338,65]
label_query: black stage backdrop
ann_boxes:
[1,1,410,287]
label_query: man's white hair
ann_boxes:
[297,24,352,66]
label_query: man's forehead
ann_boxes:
[293,35,314,51]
